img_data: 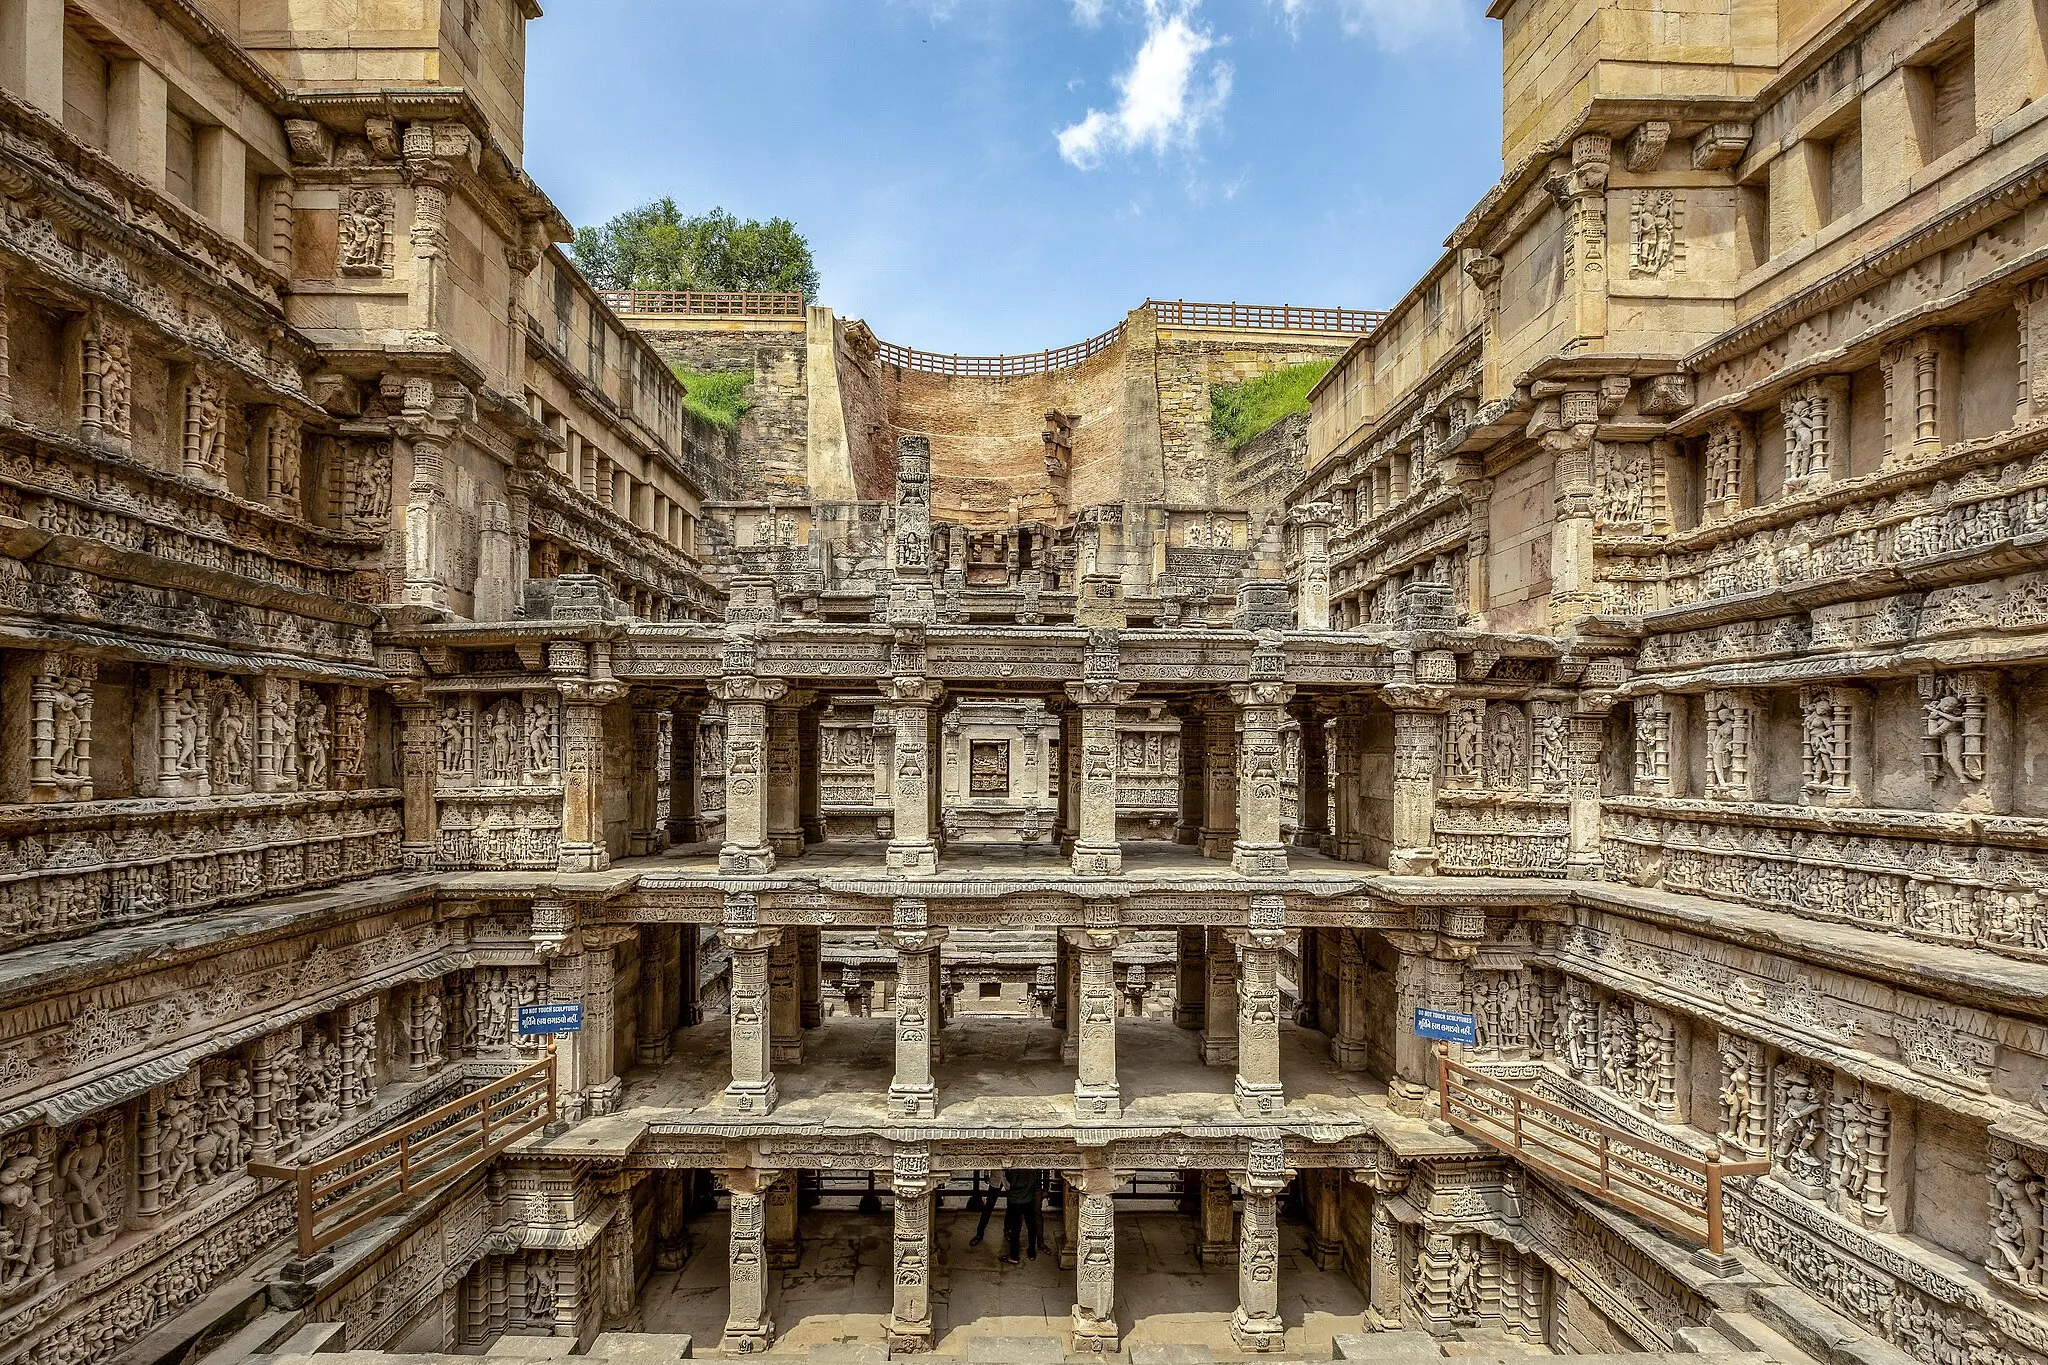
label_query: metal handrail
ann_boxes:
[250,1054,556,1259]
[1435,1045,1768,1255]
[597,290,806,318]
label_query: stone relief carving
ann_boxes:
[32,654,94,802]
[339,188,395,276]
[1919,674,1988,786]
[1773,1063,1828,1196]
[1628,189,1679,277]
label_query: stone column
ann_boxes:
[1198,1170,1236,1266]
[1066,680,1138,876]
[396,692,439,871]
[1233,930,1285,1117]
[1174,702,1205,846]
[628,693,673,857]
[768,931,803,1067]
[798,703,825,845]
[765,691,809,859]
[1202,926,1238,1066]
[1174,925,1205,1029]
[1292,699,1328,850]
[1306,1169,1344,1272]
[1200,696,1239,859]
[888,927,946,1118]
[1060,1176,1081,1269]
[710,676,787,873]
[797,927,823,1030]
[1330,701,1365,861]
[1068,928,1124,1119]
[401,429,449,609]
[764,1172,801,1269]
[722,926,779,1114]
[886,677,943,876]
[1290,502,1334,630]
[1060,701,1082,853]
[1384,685,1446,875]
[637,927,672,1066]
[887,1148,936,1353]
[558,669,622,873]
[1334,929,1370,1072]
[1070,1168,1121,1354]
[1231,675,1295,875]
[1387,932,1473,1109]
[1360,1174,1408,1325]
[1231,1176,1287,1353]
[668,697,703,844]
[720,1170,776,1354]
[1565,703,1609,877]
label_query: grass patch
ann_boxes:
[672,368,755,431]
[1209,360,1333,451]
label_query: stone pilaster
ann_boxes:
[1290,502,1334,630]
[628,694,674,856]
[401,429,448,609]
[887,1148,935,1353]
[1540,388,1602,624]
[1202,925,1238,1066]
[1330,700,1366,861]
[1334,929,1370,1072]
[1200,695,1240,858]
[1231,1168,1288,1352]
[1068,927,1124,1118]
[709,675,787,873]
[1231,673,1295,875]
[720,1169,777,1354]
[1565,702,1609,877]
[765,691,809,858]
[768,930,803,1067]
[764,1171,801,1269]
[1356,1169,1410,1326]
[1232,928,1285,1117]
[1384,685,1446,875]
[888,923,946,1119]
[668,698,703,844]
[1305,1168,1344,1272]
[886,676,943,875]
[1175,701,1205,846]
[1065,679,1137,876]
[1069,1168,1121,1354]
[1198,1169,1236,1266]
[721,923,779,1115]
[1174,925,1205,1029]
[1292,698,1328,850]
[396,691,439,871]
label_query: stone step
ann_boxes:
[1713,1310,1822,1365]
[187,1311,311,1365]
[1129,1345,1220,1364]
[589,1331,694,1362]
[962,1336,1067,1363]
[1334,1329,1449,1359]
[1747,1288,1917,1365]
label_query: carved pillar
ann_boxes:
[1198,1169,1236,1266]
[1069,1168,1120,1354]
[628,695,672,857]
[1175,701,1205,846]
[401,429,449,609]
[1388,932,1470,1107]
[763,1171,801,1269]
[1565,703,1608,877]
[1292,698,1329,850]
[1799,684,1872,807]
[1174,925,1205,1029]
[1781,374,1851,494]
[720,1170,777,1354]
[24,653,94,802]
[1541,389,1602,624]
[710,676,786,874]
[1334,929,1370,1072]
[1330,701,1366,860]
[1068,928,1124,1118]
[1066,679,1137,876]
[1231,1172,1287,1353]
[768,931,803,1067]
[1702,415,1754,523]
[338,996,379,1119]
[1203,925,1238,1066]
[887,1148,935,1353]
[397,694,439,871]
[888,928,946,1119]
[1233,929,1285,1117]
[722,926,779,1114]
[558,669,621,873]
[1384,686,1446,875]
[765,692,808,858]
[887,677,943,876]
[1361,1175,1408,1324]
[1232,673,1295,875]
[1306,1168,1344,1272]
[1290,502,1334,630]
[668,697,703,844]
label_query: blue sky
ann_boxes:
[524,1,1502,355]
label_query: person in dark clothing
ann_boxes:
[969,1169,1004,1247]
[1000,1168,1042,1265]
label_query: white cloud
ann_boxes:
[1071,0,1110,26]
[1057,1,1233,169]
[1269,0,1476,50]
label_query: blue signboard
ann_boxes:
[518,1002,584,1036]
[1414,1008,1477,1045]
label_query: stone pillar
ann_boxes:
[796,927,822,1030]
[1233,930,1285,1117]
[764,1172,801,1269]
[886,678,943,876]
[720,1170,776,1354]
[1565,703,1608,877]
[1200,696,1239,859]
[1306,1169,1344,1272]
[1174,926,1205,1029]
[1065,680,1137,876]
[668,698,703,844]
[1384,686,1446,876]
[1334,929,1370,1072]
[1361,1175,1408,1325]
[637,928,672,1066]
[1231,674,1295,875]
[710,676,787,873]
[1292,699,1328,851]
[1387,932,1472,1109]
[1330,701,1365,861]
[1198,1170,1236,1266]
[765,692,808,859]
[1202,926,1238,1066]
[628,694,672,857]
[1174,702,1205,846]
[768,931,803,1067]
[1070,1168,1121,1354]
[888,928,946,1118]
[1232,1177,1287,1353]
[1069,928,1124,1118]
[557,669,622,873]
[401,429,449,609]
[1060,1176,1081,1269]
[887,1148,936,1353]
[798,702,825,845]
[1290,502,1334,630]
[1054,931,1072,1037]
[396,693,439,871]
[722,926,779,1114]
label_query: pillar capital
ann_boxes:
[886,676,945,706]
[707,675,789,706]
[1065,679,1139,708]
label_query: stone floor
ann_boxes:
[618,1015,1422,1136]
[628,839,1386,885]
[639,1205,1370,1359]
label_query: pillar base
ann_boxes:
[720,843,776,874]
[1333,1038,1370,1072]
[1231,842,1290,877]
[586,1076,623,1117]
[1198,1240,1238,1267]
[1235,1078,1285,1118]
[637,1036,673,1066]
[886,840,939,876]
[1292,827,1329,849]
[1389,1078,1428,1117]
[887,1083,936,1119]
[886,1318,933,1354]
[628,832,668,857]
[1334,836,1365,861]
[655,1240,689,1272]
[556,842,607,873]
[1388,846,1439,876]
[1070,1313,1119,1355]
[723,1078,778,1116]
[1070,840,1122,876]
[770,1041,804,1067]
[1231,1309,1288,1354]
[1174,1004,1204,1029]
[1310,1234,1344,1272]
[1198,829,1235,859]
[766,1240,800,1270]
[721,1319,774,1355]
[1073,1080,1121,1120]
[1202,1038,1239,1067]
[769,832,805,857]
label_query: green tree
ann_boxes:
[571,198,820,298]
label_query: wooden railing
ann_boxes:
[250,1055,555,1259]
[1435,1047,1768,1255]
[1147,298,1387,335]
[597,290,806,319]
[875,320,1128,380]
